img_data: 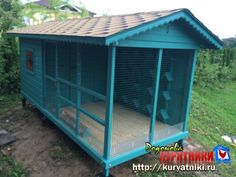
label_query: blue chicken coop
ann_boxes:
[8,9,222,176]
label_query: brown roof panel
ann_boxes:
[8,9,183,37]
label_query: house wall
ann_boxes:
[19,38,43,106]
[117,20,201,49]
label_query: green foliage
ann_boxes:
[0,94,20,115]
[0,0,23,94]
[0,151,27,177]
[222,37,236,48]
[22,0,90,25]
[189,83,236,177]
[195,48,236,88]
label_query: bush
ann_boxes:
[0,0,22,94]
[195,48,236,88]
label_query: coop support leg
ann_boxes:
[178,139,183,148]
[41,115,49,126]
[22,97,26,107]
[100,46,116,177]
[149,48,163,144]
[95,168,114,177]
[103,168,109,177]
[183,50,198,131]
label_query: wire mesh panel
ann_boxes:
[45,77,57,115]
[44,42,57,116]
[79,112,105,155]
[154,49,193,141]
[58,82,77,129]
[58,42,77,84]
[57,42,77,130]
[77,44,108,155]
[111,47,157,158]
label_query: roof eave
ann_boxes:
[105,10,223,49]
[8,33,106,45]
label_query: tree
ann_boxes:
[0,0,23,94]
[22,0,90,25]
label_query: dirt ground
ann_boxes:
[0,104,207,177]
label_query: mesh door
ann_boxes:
[111,47,157,158]
[154,49,193,141]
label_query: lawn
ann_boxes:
[189,82,236,177]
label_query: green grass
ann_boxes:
[0,95,21,115]
[189,82,236,177]
[0,152,26,177]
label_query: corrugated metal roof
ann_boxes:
[8,9,183,37]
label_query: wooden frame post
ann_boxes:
[76,43,81,133]
[104,45,116,176]
[55,42,60,117]
[183,49,197,131]
[149,48,163,144]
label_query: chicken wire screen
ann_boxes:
[111,47,158,158]
[154,49,193,141]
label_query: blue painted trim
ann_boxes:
[106,11,184,45]
[182,13,222,49]
[79,86,106,101]
[78,107,105,126]
[184,50,197,131]
[149,49,163,144]
[108,131,188,168]
[58,77,77,88]
[105,10,222,49]
[182,9,223,48]
[10,33,105,46]
[59,95,76,107]
[58,77,106,101]
[76,43,81,133]
[45,75,57,82]
[104,46,116,161]
[59,94,105,126]
[21,90,106,167]
[42,40,46,108]
[55,42,60,116]
[117,40,199,49]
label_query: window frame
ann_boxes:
[25,49,35,73]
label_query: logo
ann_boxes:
[213,145,231,163]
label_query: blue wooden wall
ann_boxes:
[117,20,200,49]
[20,38,43,106]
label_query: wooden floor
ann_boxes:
[59,102,181,156]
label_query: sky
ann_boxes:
[22,0,236,39]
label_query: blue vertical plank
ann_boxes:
[76,43,81,133]
[149,49,163,144]
[55,42,60,117]
[104,45,116,175]
[183,49,197,131]
[42,41,46,108]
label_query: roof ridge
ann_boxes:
[40,8,186,24]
